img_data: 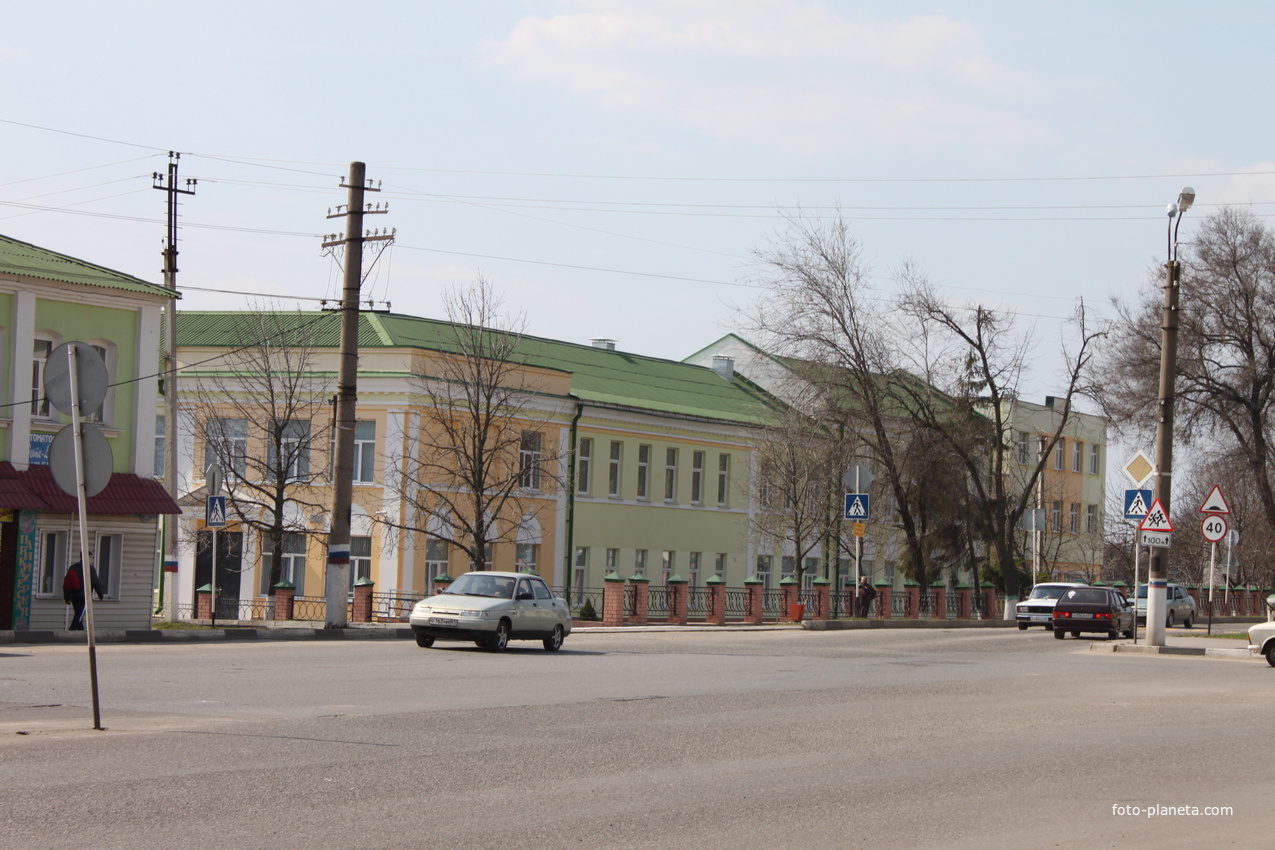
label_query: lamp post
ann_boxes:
[1147,186,1195,647]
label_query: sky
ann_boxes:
[3,1,1274,409]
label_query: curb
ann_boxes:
[1090,642,1256,660]
[805,619,1017,631]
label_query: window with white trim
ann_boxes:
[664,448,678,502]
[714,552,726,578]
[1016,431,1029,465]
[576,438,592,496]
[352,421,376,484]
[515,543,539,573]
[636,444,651,500]
[1069,503,1080,534]
[350,536,372,588]
[689,551,700,587]
[661,550,674,584]
[1086,504,1099,534]
[1072,441,1083,473]
[634,548,647,577]
[269,420,311,482]
[93,533,122,600]
[717,453,730,506]
[36,530,67,596]
[1088,444,1101,475]
[207,417,249,479]
[1054,440,1065,471]
[608,441,622,498]
[691,450,705,504]
[519,431,542,490]
[756,554,772,589]
[31,339,52,417]
[425,540,448,596]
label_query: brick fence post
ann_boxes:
[812,577,830,620]
[630,573,650,625]
[905,581,920,619]
[876,582,892,619]
[981,582,998,620]
[745,577,764,625]
[196,585,213,620]
[706,576,726,625]
[668,575,688,625]
[272,581,295,621]
[353,578,374,623]
[780,577,800,621]
[602,572,626,626]
[956,585,972,620]
[931,583,947,620]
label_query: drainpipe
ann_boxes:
[563,401,584,606]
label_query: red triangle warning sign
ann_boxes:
[1138,498,1174,532]
[1199,485,1230,515]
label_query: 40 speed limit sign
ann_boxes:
[1201,514,1228,543]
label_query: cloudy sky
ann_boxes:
[3,1,1272,402]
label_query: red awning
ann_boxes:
[0,462,180,515]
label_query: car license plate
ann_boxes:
[429,617,458,627]
[1073,613,1094,619]
[1029,614,1049,622]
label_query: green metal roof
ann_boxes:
[0,233,174,298]
[178,310,780,424]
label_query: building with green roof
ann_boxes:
[171,310,782,612]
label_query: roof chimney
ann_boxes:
[591,338,616,351]
[711,355,735,381]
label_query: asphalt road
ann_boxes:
[1,628,1269,849]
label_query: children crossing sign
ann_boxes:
[843,493,870,521]
[1137,497,1173,547]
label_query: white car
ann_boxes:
[409,571,572,652]
[1248,618,1275,667]
[1016,582,1090,630]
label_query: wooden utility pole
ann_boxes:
[152,153,195,622]
[321,162,391,628]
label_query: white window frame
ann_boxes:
[515,542,539,573]
[1072,441,1083,473]
[689,551,700,587]
[634,548,647,577]
[1016,431,1029,465]
[1054,439,1065,471]
[1086,504,1099,534]
[31,338,54,418]
[520,431,542,491]
[1088,444,1101,475]
[352,421,376,484]
[756,554,772,589]
[425,540,449,596]
[93,532,123,600]
[1069,503,1080,534]
[691,450,705,505]
[350,536,372,588]
[608,440,622,498]
[714,552,726,578]
[636,444,651,501]
[36,530,68,597]
[577,438,592,496]
[664,448,678,503]
[717,453,730,506]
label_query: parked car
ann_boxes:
[409,571,572,652]
[1016,582,1090,630]
[1133,583,1197,628]
[1052,587,1135,640]
[1248,619,1275,667]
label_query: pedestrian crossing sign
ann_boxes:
[206,494,227,528]
[1124,489,1152,521]
[844,493,870,521]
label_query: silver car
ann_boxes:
[409,571,572,651]
[1133,583,1197,628]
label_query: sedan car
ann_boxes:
[1133,583,1197,628]
[1052,587,1135,640]
[1248,619,1275,667]
[409,571,572,652]
[1016,582,1090,630]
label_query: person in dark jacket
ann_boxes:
[63,559,105,630]
[855,575,877,618]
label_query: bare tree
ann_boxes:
[1102,207,1275,574]
[185,310,333,595]
[383,276,558,572]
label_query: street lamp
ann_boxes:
[1147,186,1194,647]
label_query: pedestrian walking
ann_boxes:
[855,575,877,618]
[63,558,105,630]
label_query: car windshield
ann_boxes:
[1063,589,1110,604]
[1029,586,1070,600]
[1135,586,1148,599]
[443,574,515,599]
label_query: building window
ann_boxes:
[350,536,372,588]
[353,421,376,484]
[714,553,727,579]
[93,533,122,600]
[155,415,165,480]
[691,450,705,504]
[1016,431,1029,465]
[31,339,52,417]
[515,543,539,573]
[1069,503,1080,534]
[664,448,678,502]
[1086,504,1099,534]
[756,554,772,589]
[608,441,622,498]
[85,344,110,424]
[689,551,701,587]
[262,532,309,595]
[717,454,730,506]
[605,548,618,572]
[804,557,819,589]
[1053,440,1064,471]
[269,420,311,482]
[576,438,592,496]
[781,556,795,579]
[1072,441,1083,473]
[636,444,651,500]
[425,540,448,596]
[573,547,588,599]
[1088,444,1101,475]
[519,432,542,490]
[208,418,249,478]
[661,550,674,584]
[634,548,647,577]
[1051,501,1062,534]
[37,530,68,596]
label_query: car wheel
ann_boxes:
[486,620,510,652]
[1167,611,1174,628]
[414,633,434,648]
[1054,628,1065,640]
[1071,630,1080,638]
[543,624,564,652]
[1265,643,1275,668]
[1183,613,1194,628]
[1017,622,1028,631]
[1108,629,1119,640]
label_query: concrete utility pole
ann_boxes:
[1147,187,1195,647]
[321,162,391,628]
[152,153,195,622]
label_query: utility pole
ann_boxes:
[152,153,195,623]
[321,162,392,628]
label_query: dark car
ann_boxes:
[1052,587,1135,640]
